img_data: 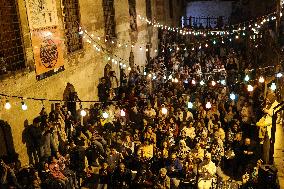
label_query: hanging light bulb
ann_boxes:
[213,40,216,45]
[244,75,250,82]
[80,109,87,117]
[221,80,226,85]
[4,100,11,110]
[128,67,132,71]
[276,73,283,78]
[205,44,208,48]
[270,83,277,91]
[120,109,126,117]
[188,102,193,109]
[144,71,147,76]
[200,80,205,86]
[174,78,179,83]
[168,75,173,80]
[191,79,196,85]
[230,93,236,100]
[259,76,265,83]
[247,85,254,92]
[205,102,212,109]
[21,101,28,111]
[161,107,168,115]
[102,112,109,119]
[211,81,216,86]
[148,73,152,78]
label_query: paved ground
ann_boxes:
[274,122,284,188]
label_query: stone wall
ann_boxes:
[0,0,184,165]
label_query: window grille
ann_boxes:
[103,0,116,39]
[0,0,25,75]
[62,0,83,53]
[146,0,152,21]
[169,0,173,19]
[128,0,137,32]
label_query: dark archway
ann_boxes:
[104,63,112,78]
[0,120,16,163]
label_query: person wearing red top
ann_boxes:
[49,156,69,188]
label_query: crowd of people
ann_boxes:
[0,30,281,189]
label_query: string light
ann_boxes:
[200,80,205,86]
[80,109,87,117]
[191,79,196,85]
[259,76,265,83]
[102,112,109,119]
[188,102,193,109]
[221,80,226,85]
[161,107,168,115]
[4,100,11,110]
[205,102,212,109]
[21,101,28,111]
[270,83,277,91]
[120,109,126,117]
[211,81,216,86]
[276,73,283,78]
[247,85,254,92]
[244,75,250,82]
[230,93,236,100]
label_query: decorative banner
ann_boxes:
[31,27,64,77]
[26,0,64,80]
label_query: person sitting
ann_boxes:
[48,156,69,188]
[154,168,171,189]
[112,163,132,189]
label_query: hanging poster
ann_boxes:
[26,0,65,80]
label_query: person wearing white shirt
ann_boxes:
[198,153,217,189]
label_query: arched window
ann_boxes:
[0,0,25,75]
[128,0,137,32]
[62,0,83,53]
[146,0,152,21]
[169,0,173,19]
[103,0,116,39]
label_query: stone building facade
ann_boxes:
[0,0,185,164]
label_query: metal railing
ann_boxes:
[270,101,284,164]
[181,16,226,29]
